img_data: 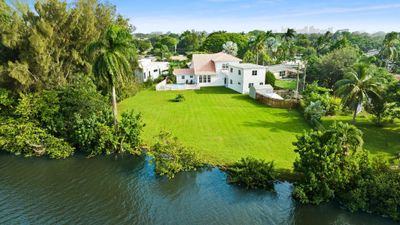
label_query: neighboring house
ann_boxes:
[266,62,302,79]
[173,52,266,94]
[136,58,169,82]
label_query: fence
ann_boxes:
[255,92,299,109]
[155,79,200,91]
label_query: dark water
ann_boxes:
[0,154,397,225]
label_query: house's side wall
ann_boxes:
[176,74,196,84]
[196,73,225,87]
[242,68,266,94]
[141,62,169,81]
[226,66,244,93]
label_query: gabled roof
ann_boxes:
[174,68,194,76]
[192,52,241,75]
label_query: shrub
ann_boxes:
[0,118,74,159]
[172,94,185,102]
[265,71,276,87]
[293,122,367,204]
[304,101,326,129]
[149,131,203,179]
[339,158,400,221]
[227,157,277,190]
[302,81,338,116]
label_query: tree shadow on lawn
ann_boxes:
[242,119,308,133]
[194,87,237,94]
[323,117,400,158]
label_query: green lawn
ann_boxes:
[322,115,400,161]
[275,80,297,90]
[119,87,309,169]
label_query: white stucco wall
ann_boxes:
[176,74,196,84]
[242,68,266,94]
[226,66,244,93]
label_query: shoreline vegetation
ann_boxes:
[0,0,400,222]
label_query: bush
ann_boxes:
[227,157,277,190]
[339,158,400,221]
[172,94,185,102]
[265,71,276,87]
[304,101,326,129]
[293,122,367,204]
[302,82,338,116]
[149,131,203,179]
[0,118,74,159]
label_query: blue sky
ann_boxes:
[106,0,399,33]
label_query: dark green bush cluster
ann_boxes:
[293,122,400,221]
[172,94,185,102]
[149,131,203,179]
[301,82,340,116]
[339,159,400,220]
[227,157,277,190]
[0,77,144,159]
[265,71,276,87]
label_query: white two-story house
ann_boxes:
[136,58,169,82]
[173,52,266,94]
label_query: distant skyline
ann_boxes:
[104,0,399,34]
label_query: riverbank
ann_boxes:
[0,154,397,225]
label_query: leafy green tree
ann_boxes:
[149,131,203,179]
[309,46,359,87]
[293,122,367,204]
[227,157,277,190]
[265,71,276,87]
[87,25,136,128]
[249,33,267,64]
[335,64,383,124]
[380,32,399,70]
[222,41,238,56]
[201,32,248,57]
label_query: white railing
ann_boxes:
[155,79,200,91]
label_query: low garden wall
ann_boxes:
[255,92,299,109]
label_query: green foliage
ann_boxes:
[172,94,185,102]
[339,158,400,221]
[308,46,360,87]
[0,0,130,91]
[201,32,248,57]
[0,118,74,159]
[304,101,325,129]
[302,82,339,116]
[335,63,383,123]
[242,50,256,64]
[227,157,277,190]
[149,131,203,179]
[265,71,276,87]
[293,122,367,204]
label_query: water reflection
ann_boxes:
[0,155,397,225]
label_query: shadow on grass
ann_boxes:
[243,119,308,133]
[194,87,239,95]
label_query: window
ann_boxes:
[181,76,185,79]
[207,75,211,83]
[238,82,241,85]
[238,70,241,75]
[190,75,193,78]
[248,83,254,88]
[279,71,286,77]
[230,68,233,73]
[154,69,158,73]
[252,70,258,76]
[260,82,263,85]
[222,64,228,69]
[199,76,203,83]
[230,79,233,84]
[143,73,146,79]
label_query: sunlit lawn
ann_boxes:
[322,114,400,162]
[119,87,309,169]
[275,80,297,90]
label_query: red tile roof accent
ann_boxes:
[192,52,241,75]
[173,68,194,76]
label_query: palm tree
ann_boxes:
[249,33,267,65]
[283,28,296,42]
[87,25,135,129]
[380,32,399,70]
[335,64,383,124]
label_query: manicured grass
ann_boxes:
[119,87,309,169]
[275,80,297,90]
[322,115,400,161]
